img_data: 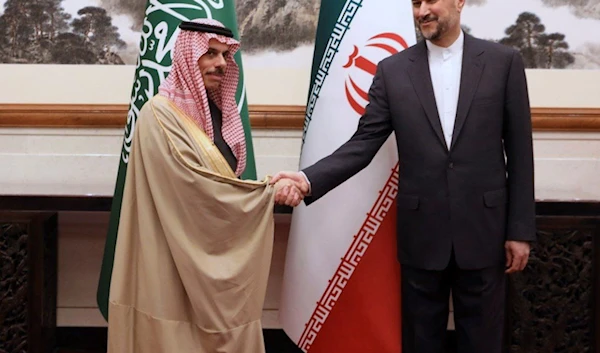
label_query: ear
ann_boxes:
[457,0,465,12]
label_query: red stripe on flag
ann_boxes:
[299,164,402,352]
[345,81,366,116]
[366,43,398,55]
[369,32,409,49]
[349,77,369,101]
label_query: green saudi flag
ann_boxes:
[96,0,257,320]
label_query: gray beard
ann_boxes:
[421,20,448,41]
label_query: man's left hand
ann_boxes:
[505,240,531,274]
[273,179,304,207]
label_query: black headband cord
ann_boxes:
[179,21,234,38]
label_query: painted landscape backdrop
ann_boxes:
[0,0,598,69]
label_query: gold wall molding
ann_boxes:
[0,104,598,131]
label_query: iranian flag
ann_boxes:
[280,0,416,352]
[96,0,256,320]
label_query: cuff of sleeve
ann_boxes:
[299,171,312,196]
[506,223,537,242]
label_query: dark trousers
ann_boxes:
[401,251,506,353]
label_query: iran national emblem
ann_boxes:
[344,33,409,115]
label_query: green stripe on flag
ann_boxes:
[303,0,363,142]
[96,0,256,321]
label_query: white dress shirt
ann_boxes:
[425,30,464,149]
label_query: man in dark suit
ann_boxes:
[272,0,536,352]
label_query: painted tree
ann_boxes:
[28,0,71,62]
[0,0,35,61]
[0,0,71,62]
[500,12,546,68]
[71,6,126,63]
[500,11,574,69]
[0,7,8,61]
[537,32,574,68]
[51,32,97,64]
[42,0,72,41]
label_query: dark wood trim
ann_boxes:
[535,201,600,216]
[56,327,106,352]
[4,196,599,215]
[0,195,293,214]
[6,196,599,215]
[54,327,457,353]
[0,195,113,212]
[54,327,305,353]
[1,104,599,131]
[595,223,600,353]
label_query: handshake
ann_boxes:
[269,171,310,207]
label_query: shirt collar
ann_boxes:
[426,30,464,60]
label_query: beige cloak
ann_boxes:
[107,96,275,353]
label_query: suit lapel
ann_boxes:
[408,41,447,151]
[451,35,485,150]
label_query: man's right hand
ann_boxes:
[270,171,310,206]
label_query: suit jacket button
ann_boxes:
[449,162,454,169]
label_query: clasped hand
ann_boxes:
[270,171,310,207]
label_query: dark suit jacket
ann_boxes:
[302,33,536,271]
